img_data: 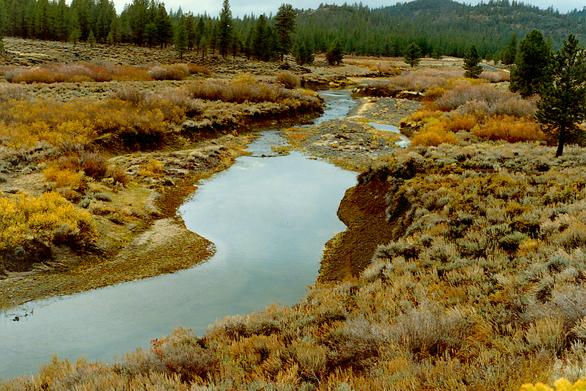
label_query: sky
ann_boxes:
[111,0,585,16]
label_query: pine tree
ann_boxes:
[464,45,483,78]
[294,42,314,65]
[69,13,82,45]
[218,0,232,57]
[510,30,551,97]
[536,34,586,157]
[252,15,273,61]
[404,42,422,68]
[501,33,517,65]
[275,4,296,61]
[87,29,96,46]
[326,41,343,66]
[174,17,188,59]
[195,16,205,53]
[155,3,172,48]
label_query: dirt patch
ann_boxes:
[319,176,394,281]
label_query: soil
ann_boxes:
[318,176,395,281]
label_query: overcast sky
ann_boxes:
[111,0,585,16]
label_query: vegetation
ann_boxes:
[0,192,96,273]
[404,43,422,68]
[294,41,314,65]
[536,34,586,157]
[326,41,344,66]
[464,45,483,78]
[5,142,586,389]
[218,0,232,57]
[511,30,552,97]
[275,4,296,61]
[502,33,518,65]
[0,0,583,60]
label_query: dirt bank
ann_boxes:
[319,175,395,281]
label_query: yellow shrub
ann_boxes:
[0,192,97,252]
[521,378,586,391]
[472,115,545,143]
[412,124,458,146]
[43,166,84,190]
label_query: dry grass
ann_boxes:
[387,68,465,92]
[6,143,586,390]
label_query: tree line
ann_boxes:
[1,0,585,62]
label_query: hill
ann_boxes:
[295,0,586,57]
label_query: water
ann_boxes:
[368,122,411,148]
[0,91,358,379]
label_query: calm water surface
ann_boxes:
[0,90,357,379]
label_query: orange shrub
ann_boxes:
[472,115,545,142]
[0,98,170,148]
[445,114,478,132]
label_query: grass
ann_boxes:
[5,142,585,390]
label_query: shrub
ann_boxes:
[0,192,97,253]
[472,115,545,142]
[187,75,287,103]
[43,165,85,190]
[435,83,537,119]
[79,152,109,180]
[412,124,458,146]
[445,114,478,132]
[148,64,189,81]
[480,71,511,83]
[276,71,301,89]
[187,63,211,76]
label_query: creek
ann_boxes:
[0,90,360,379]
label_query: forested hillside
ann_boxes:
[0,0,584,59]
